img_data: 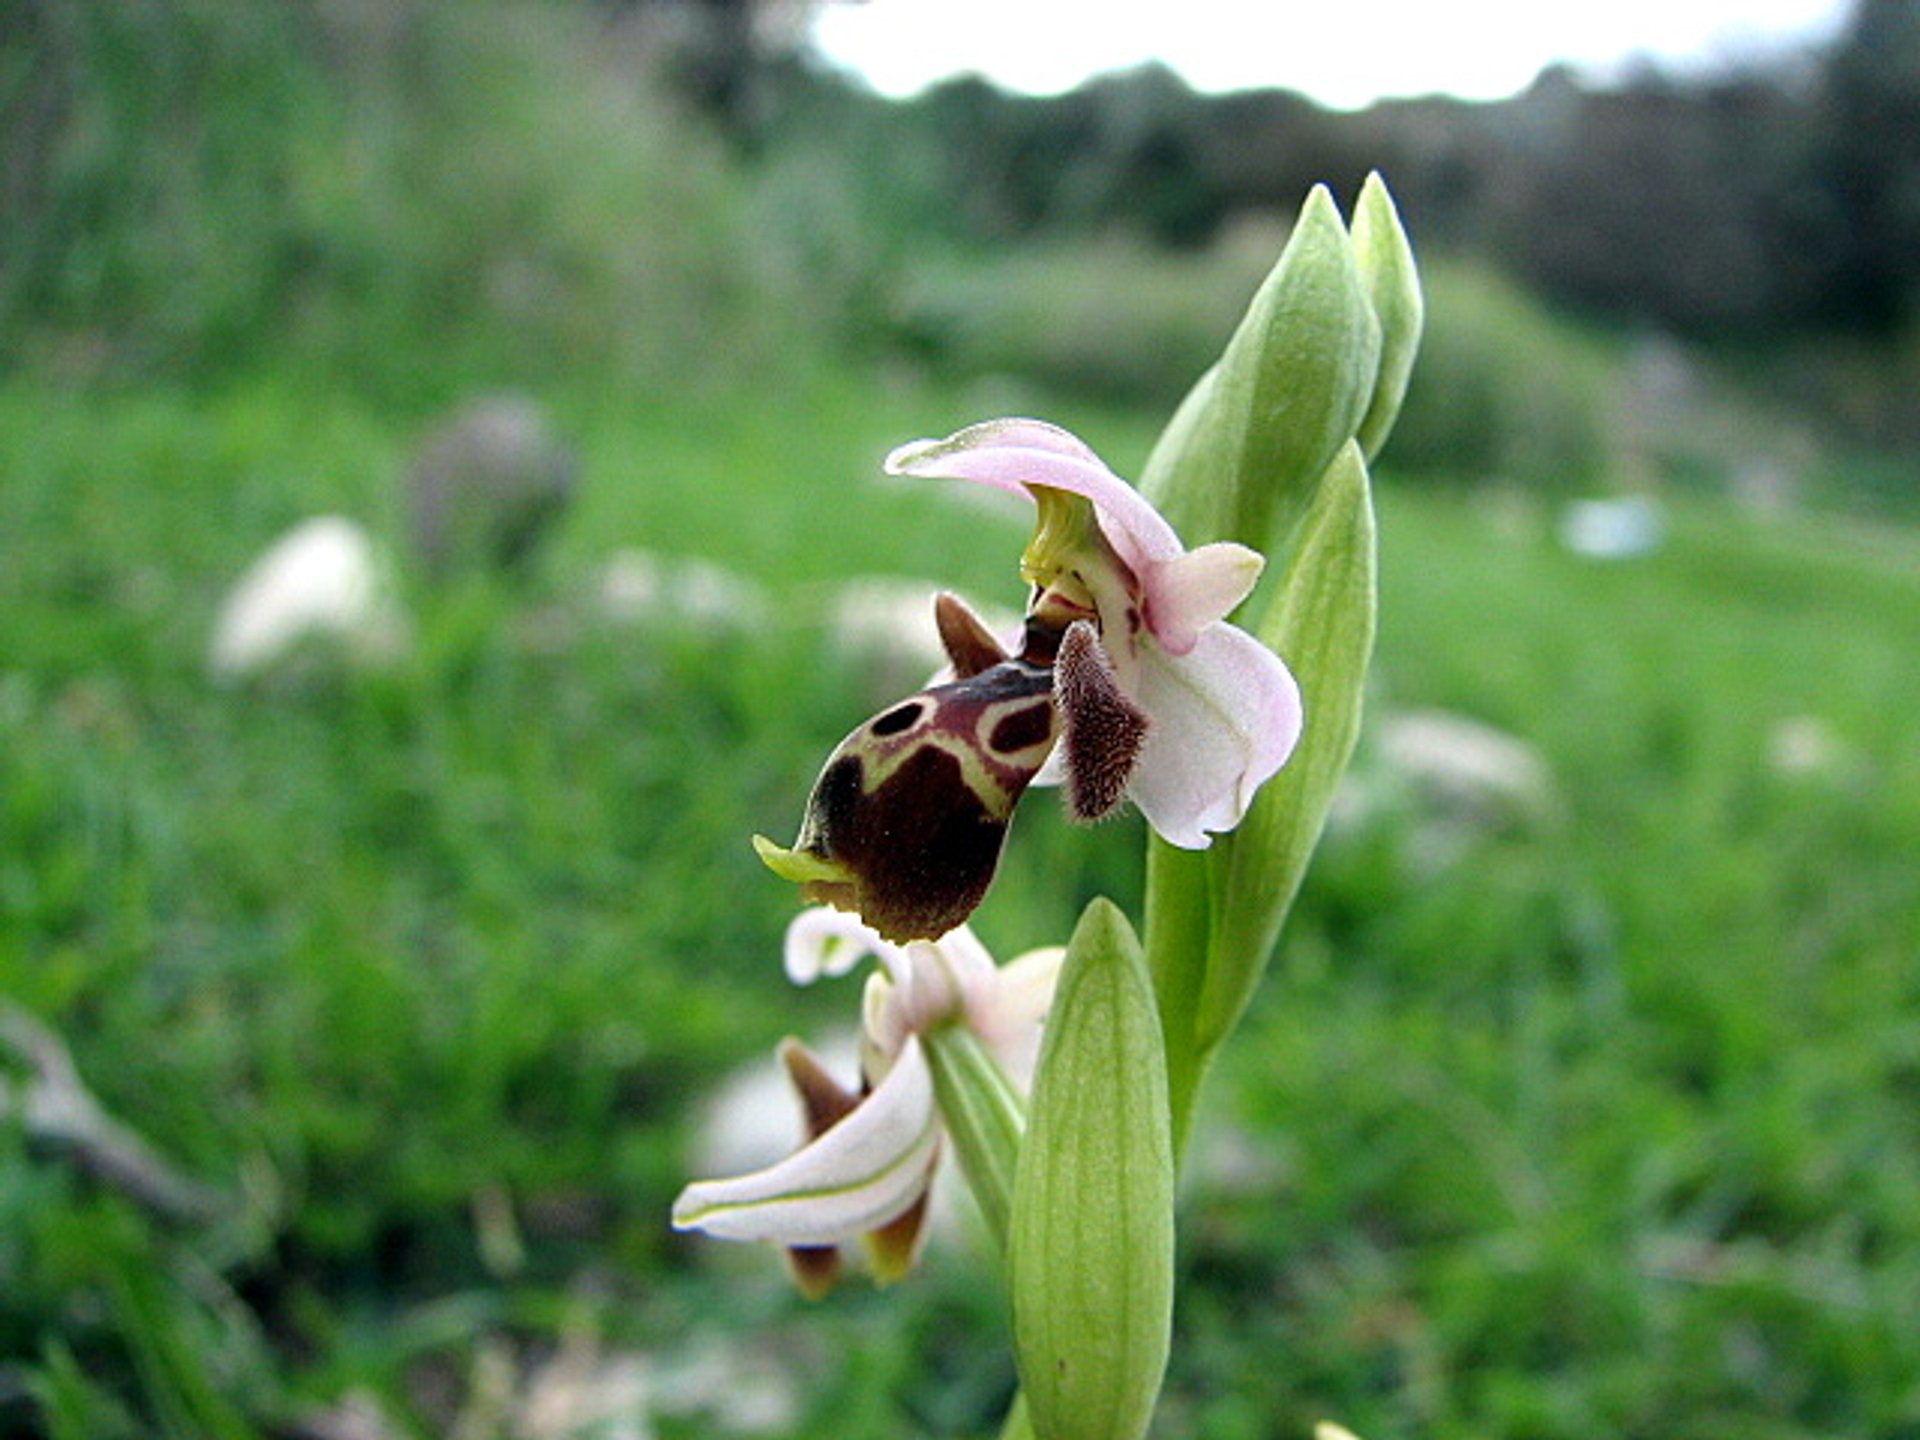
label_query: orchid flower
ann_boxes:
[755,420,1302,943]
[671,907,1062,1294]
[886,418,1302,851]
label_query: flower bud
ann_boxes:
[1009,900,1173,1440]
[1139,183,1382,555]
[1350,172,1424,462]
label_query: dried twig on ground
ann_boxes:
[0,1002,226,1224]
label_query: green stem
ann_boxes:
[921,1026,1026,1253]
[1142,837,1214,1163]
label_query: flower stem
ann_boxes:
[1143,837,1214,1163]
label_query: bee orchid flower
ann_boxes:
[671,908,1062,1294]
[756,418,1302,943]
[886,418,1302,850]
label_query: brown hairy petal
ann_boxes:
[1055,622,1149,823]
[934,591,1011,679]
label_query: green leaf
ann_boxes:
[1008,899,1173,1440]
[1350,172,1424,462]
[922,1025,1026,1251]
[1139,183,1382,556]
[1198,441,1378,1054]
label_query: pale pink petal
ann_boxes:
[861,971,910,1075]
[967,945,1066,1087]
[909,927,999,1013]
[784,907,909,987]
[1127,622,1303,849]
[671,1037,940,1244]
[1144,542,1265,655]
[862,925,1000,1053]
[885,419,1182,579]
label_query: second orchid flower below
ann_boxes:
[670,907,1063,1294]
[758,419,1303,942]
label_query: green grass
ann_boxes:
[1186,487,1920,1439]
[2,369,1917,1439]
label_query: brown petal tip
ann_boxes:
[934,592,1010,679]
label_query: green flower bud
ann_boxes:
[1350,172,1425,462]
[1009,900,1173,1440]
[1139,183,1383,555]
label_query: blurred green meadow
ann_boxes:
[5,3,1920,1438]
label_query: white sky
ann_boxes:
[809,0,1854,110]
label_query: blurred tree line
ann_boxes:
[736,0,1919,341]
[3,0,1917,449]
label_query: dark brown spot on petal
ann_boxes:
[870,701,925,737]
[989,700,1056,756]
[1055,622,1149,823]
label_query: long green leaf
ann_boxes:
[1198,441,1378,1054]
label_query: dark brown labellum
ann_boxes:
[784,657,1058,941]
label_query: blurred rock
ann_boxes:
[208,516,406,680]
[427,1307,804,1440]
[1558,496,1665,560]
[596,548,766,630]
[1731,455,1803,518]
[1335,707,1557,873]
[518,1340,653,1440]
[406,394,577,578]
[286,1390,405,1440]
[1375,708,1554,828]
[1768,714,1847,777]
[645,1335,799,1435]
[827,576,1020,700]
